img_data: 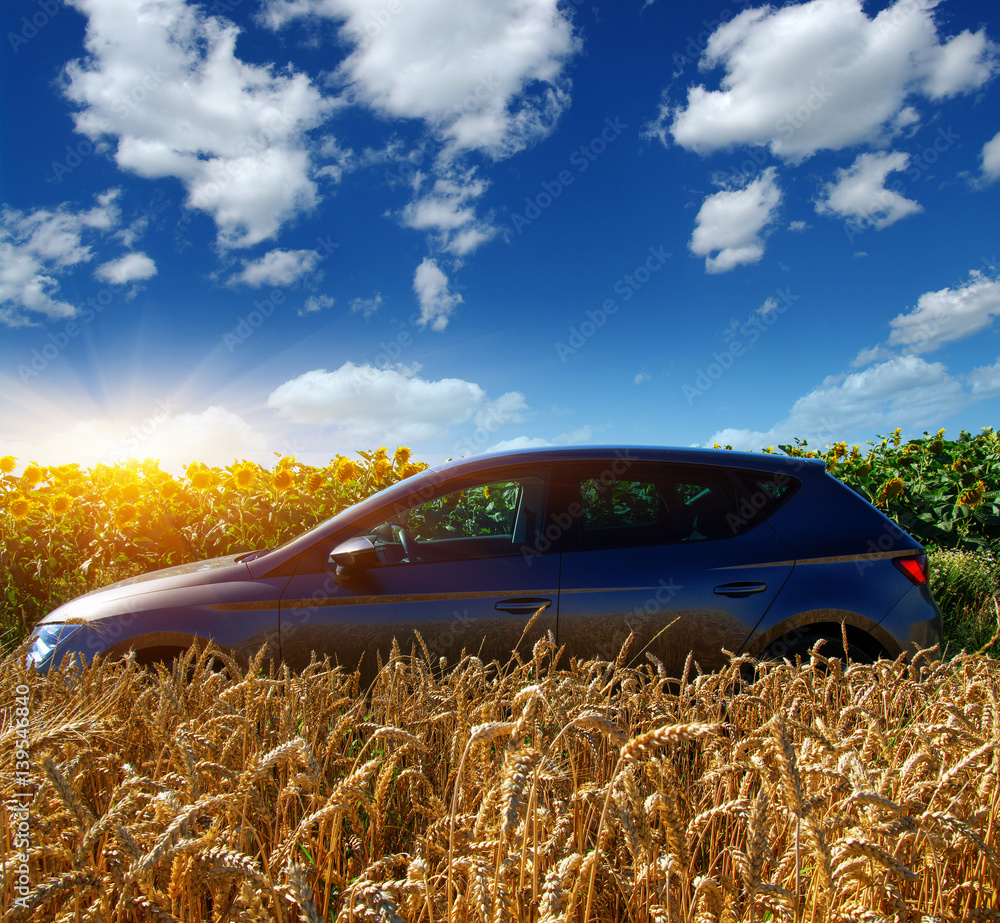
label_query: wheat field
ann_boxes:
[1,631,998,922]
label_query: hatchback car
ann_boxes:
[26,446,942,677]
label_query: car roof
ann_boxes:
[430,445,828,477]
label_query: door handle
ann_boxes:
[714,582,767,598]
[495,597,552,615]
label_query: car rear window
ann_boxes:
[728,469,801,534]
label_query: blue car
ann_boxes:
[27,446,942,676]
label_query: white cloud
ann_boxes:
[981,131,1000,183]
[788,220,808,232]
[635,371,651,384]
[413,258,463,330]
[920,28,999,99]
[883,273,1000,354]
[690,168,781,273]
[473,391,528,432]
[401,170,497,255]
[484,425,592,453]
[0,192,121,326]
[968,358,1000,399]
[300,294,335,315]
[265,0,579,160]
[815,151,922,230]
[230,249,321,287]
[94,252,157,285]
[349,293,382,317]
[64,0,329,249]
[266,362,527,445]
[659,0,998,162]
[261,0,576,260]
[484,436,551,452]
[707,354,966,450]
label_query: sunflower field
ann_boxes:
[1,428,997,651]
[0,447,427,644]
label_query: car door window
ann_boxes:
[575,467,741,550]
[364,477,545,564]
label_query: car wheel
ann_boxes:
[762,630,875,666]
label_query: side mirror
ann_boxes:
[329,536,379,575]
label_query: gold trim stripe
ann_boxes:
[281,590,558,609]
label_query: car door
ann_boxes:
[554,461,793,675]
[278,467,559,678]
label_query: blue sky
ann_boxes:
[2,0,998,471]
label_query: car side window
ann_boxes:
[574,466,741,550]
[364,476,546,564]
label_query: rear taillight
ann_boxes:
[893,554,928,585]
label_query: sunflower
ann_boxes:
[160,480,180,499]
[50,494,73,515]
[958,480,986,508]
[21,465,43,487]
[122,482,142,503]
[401,463,424,479]
[880,478,905,501]
[393,446,413,466]
[273,468,295,491]
[336,459,356,484]
[10,497,31,520]
[234,463,256,489]
[116,503,137,527]
[0,456,16,474]
[188,466,214,490]
[306,472,325,492]
[371,458,389,481]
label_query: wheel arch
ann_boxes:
[742,610,899,662]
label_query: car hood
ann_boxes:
[38,554,254,625]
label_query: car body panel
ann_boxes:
[278,556,560,674]
[556,530,793,674]
[35,575,290,669]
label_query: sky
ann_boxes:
[1,0,999,472]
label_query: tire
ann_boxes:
[762,630,875,666]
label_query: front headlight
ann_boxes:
[26,623,82,668]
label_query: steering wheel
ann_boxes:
[396,526,421,562]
